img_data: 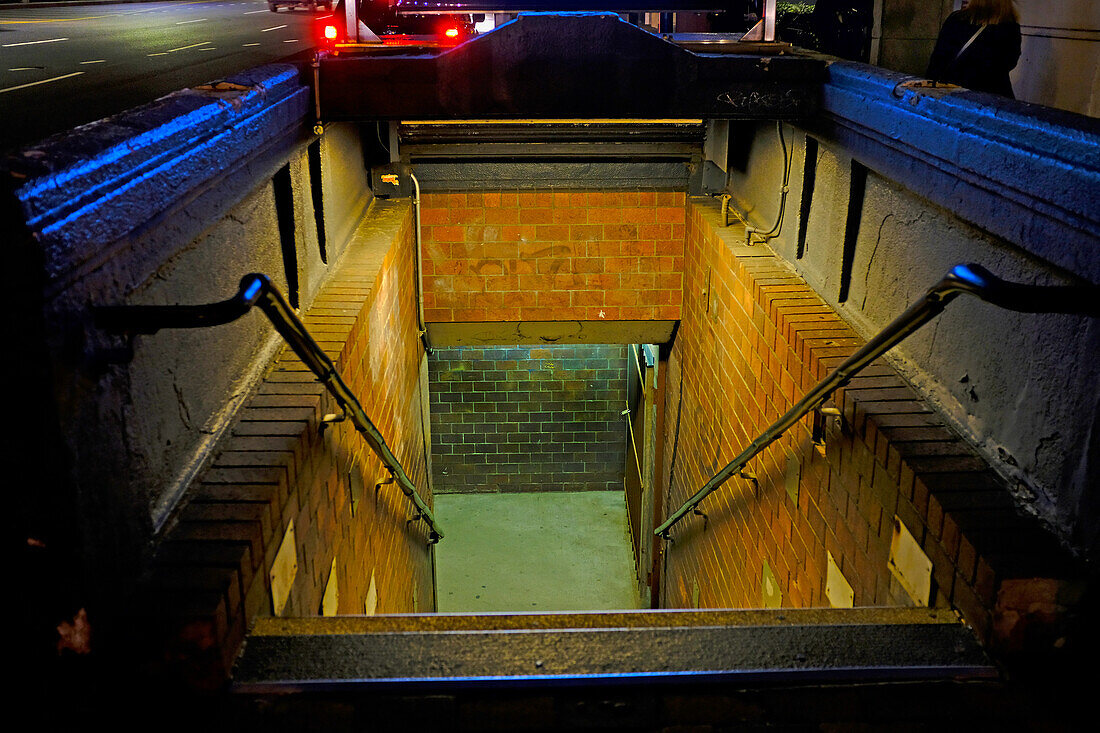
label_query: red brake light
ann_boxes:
[324,25,338,41]
[444,27,459,38]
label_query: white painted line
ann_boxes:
[242,43,261,47]
[147,52,169,57]
[244,9,268,14]
[8,67,39,71]
[176,19,207,25]
[79,60,107,65]
[283,39,299,43]
[0,71,83,95]
[167,41,211,53]
[261,25,287,32]
[1,37,69,48]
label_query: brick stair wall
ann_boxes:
[130,200,434,688]
[661,198,1080,648]
[419,190,685,323]
[428,344,628,493]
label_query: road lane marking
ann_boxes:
[242,43,261,47]
[283,39,299,43]
[1,37,69,48]
[0,16,107,24]
[175,19,208,25]
[167,41,212,52]
[261,25,287,32]
[244,9,268,14]
[79,60,107,65]
[0,71,83,95]
[147,52,169,56]
[8,67,42,71]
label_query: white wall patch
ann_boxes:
[825,550,855,608]
[888,516,933,606]
[322,557,339,616]
[270,519,298,617]
[364,571,378,615]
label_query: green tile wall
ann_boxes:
[429,345,628,493]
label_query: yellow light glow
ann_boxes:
[324,25,338,40]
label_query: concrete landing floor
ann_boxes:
[434,491,643,613]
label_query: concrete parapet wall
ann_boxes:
[719,61,1100,556]
[2,65,377,619]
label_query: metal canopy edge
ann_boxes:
[316,13,824,120]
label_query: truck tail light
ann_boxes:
[324,25,338,41]
[444,27,459,38]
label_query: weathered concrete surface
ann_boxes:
[9,65,308,288]
[2,64,376,614]
[318,123,373,274]
[813,63,1099,282]
[721,62,1100,555]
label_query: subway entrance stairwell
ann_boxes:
[7,5,1100,728]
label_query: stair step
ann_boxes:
[232,608,996,692]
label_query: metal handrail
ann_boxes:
[95,274,442,543]
[655,263,1100,539]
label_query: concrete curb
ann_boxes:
[4,63,310,287]
[810,61,1100,284]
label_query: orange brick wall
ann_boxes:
[137,201,434,686]
[420,191,685,322]
[660,199,1072,643]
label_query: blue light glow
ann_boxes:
[951,264,986,288]
[20,67,299,226]
[37,94,300,237]
[243,278,263,300]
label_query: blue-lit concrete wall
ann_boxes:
[4,66,373,600]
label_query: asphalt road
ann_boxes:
[0,1,324,152]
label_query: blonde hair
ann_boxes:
[961,0,1019,24]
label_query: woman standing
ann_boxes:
[926,0,1022,98]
